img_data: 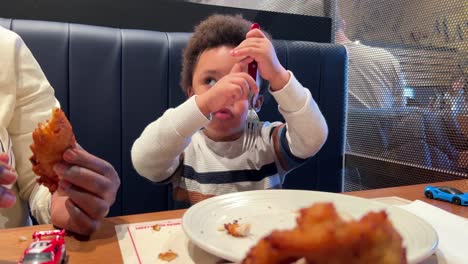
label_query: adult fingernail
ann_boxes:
[73,205,82,216]
[64,149,77,162]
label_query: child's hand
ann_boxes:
[231,29,290,91]
[196,61,259,116]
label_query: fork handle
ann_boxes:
[247,23,260,81]
[247,23,260,110]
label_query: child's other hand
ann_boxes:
[231,29,290,91]
[196,62,259,116]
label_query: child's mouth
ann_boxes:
[213,108,232,120]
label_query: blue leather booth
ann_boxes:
[0,17,347,217]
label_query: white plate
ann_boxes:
[182,190,438,263]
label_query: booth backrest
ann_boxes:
[0,17,347,216]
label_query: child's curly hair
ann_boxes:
[180,14,254,96]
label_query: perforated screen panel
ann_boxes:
[339,0,468,191]
[187,0,468,191]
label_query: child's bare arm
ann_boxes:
[131,97,210,182]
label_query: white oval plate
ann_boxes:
[182,190,438,263]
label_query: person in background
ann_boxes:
[131,14,328,207]
[0,26,120,235]
[335,18,406,109]
[446,64,467,114]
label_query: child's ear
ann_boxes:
[187,87,194,97]
[254,94,264,112]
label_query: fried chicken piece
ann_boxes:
[242,203,406,264]
[158,250,178,261]
[30,108,76,193]
[224,220,251,237]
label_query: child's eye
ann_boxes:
[205,78,217,86]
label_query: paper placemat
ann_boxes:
[115,218,224,264]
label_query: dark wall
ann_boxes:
[0,0,331,42]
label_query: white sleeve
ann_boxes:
[5,30,59,224]
[131,96,210,182]
[270,71,328,160]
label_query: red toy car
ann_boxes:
[18,229,67,264]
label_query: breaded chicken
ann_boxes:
[30,108,76,193]
[242,203,406,264]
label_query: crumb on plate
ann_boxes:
[224,220,251,237]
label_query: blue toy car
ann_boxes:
[424,186,468,206]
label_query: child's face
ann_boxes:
[191,45,253,141]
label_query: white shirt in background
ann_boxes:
[0,26,59,228]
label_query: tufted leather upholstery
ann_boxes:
[1,18,347,216]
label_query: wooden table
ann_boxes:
[1,179,467,263]
[349,179,468,218]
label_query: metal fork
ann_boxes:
[243,24,261,152]
[243,92,261,151]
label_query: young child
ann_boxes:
[131,14,328,207]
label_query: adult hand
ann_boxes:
[0,153,16,208]
[51,146,120,235]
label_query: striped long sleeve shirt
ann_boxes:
[131,72,328,206]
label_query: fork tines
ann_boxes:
[243,110,260,151]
